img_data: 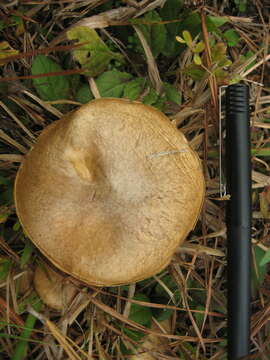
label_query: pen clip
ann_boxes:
[219,85,227,198]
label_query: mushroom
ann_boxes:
[34,262,77,311]
[15,98,204,287]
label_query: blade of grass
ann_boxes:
[45,320,84,360]
[20,240,34,268]
[11,300,42,360]
[0,297,24,328]
[0,130,28,154]
[0,101,35,141]
[90,296,222,343]
[0,154,24,162]
[0,333,45,344]
[90,287,224,318]
[133,25,162,93]
[22,90,63,118]
[208,148,270,158]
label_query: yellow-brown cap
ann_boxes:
[15,98,204,286]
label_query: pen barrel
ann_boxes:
[225,84,251,359]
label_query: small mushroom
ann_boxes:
[15,98,204,286]
[34,262,77,311]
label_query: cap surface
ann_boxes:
[15,98,204,286]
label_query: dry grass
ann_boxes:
[0,0,270,359]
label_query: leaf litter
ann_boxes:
[0,0,270,359]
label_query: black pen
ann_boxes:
[225,83,251,359]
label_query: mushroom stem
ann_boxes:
[34,262,77,311]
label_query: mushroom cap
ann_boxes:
[15,98,204,286]
[34,263,77,311]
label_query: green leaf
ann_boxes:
[194,305,205,327]
[240,50,256,71]
[214,68,227,83]
[20,239,34,268]
[218,57,232,67]
[252,245,267,296]
[11,15,23,27]
[0,213,8,224]
[183,64,205,81]
[160,0,183,57]
[175,36,186,44]
[136,277,155,288]
[0,177,13,207]
[211,42,227,63]
[136,11,167,58]
[207,15,228,28]
[178,343,197,358]
[163,11,202,57]
[160,0,182,31]
[152,96,166,111]
[181,12,201,32]
[123,327,145,342]
[154,275,178,297]
[69,74,81,93]
[129,293,152,327]
[223,29,240,47]
[151,295,174,322]
[194,41,205,53]
[205,19,221,34]
[0,175,11,186]
[0,258,11,282]
[0,41,19,66]
[12,298,42,360]
[0,21,5,32]
[13,220,20,231]
[142,88,159,106]
[17,293,41,315]
[239,3,246,12]
[123,78,145,100]
[75,83,93,104]
[96,70,133,98]
[260,248,270,266]
[1,186,14,205]
[193,53,202,65]
[182,30,193,48]
[67,26,123,77]
[31,55,70,101]
[164,83,181,105]
[234,0,247,12]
